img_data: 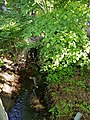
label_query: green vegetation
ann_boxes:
[0,0,90,119]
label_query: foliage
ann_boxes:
[0,60,4,67]
[23,1,90,83]
[1,0,89,56]
[22,2,90,118]
[48,72,90,119]
[49,100,73,119]
[0,0,54,54]
[0,0,35,55]
[0,0,90,119]
[49,100,90,119]
[0,8,21,53]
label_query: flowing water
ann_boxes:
[7,48,48,120]
[7,68,47,120]
[8,89,46,120]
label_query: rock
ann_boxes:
[74,112,83,120]
[0,98,9,120]
[33,104,44,112]
[3,83,12,94]
[31,96,44,112]
[1,96,15,111]
[28,36,43,43]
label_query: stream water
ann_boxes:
[8,90,43,120]
[7,56,47,120]
[7,75,48,120]
[1,47,50,120]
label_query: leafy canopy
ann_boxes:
[23,1,90,83]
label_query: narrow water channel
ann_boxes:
[7,48,48,120]
[7,74,47,120]
[8,90,44,120]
